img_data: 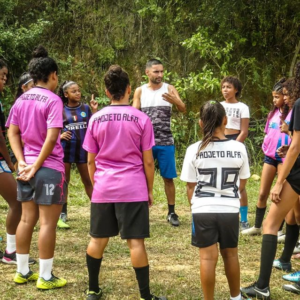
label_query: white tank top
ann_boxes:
[140,83,173,145]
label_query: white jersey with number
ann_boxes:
[180,139,250,213]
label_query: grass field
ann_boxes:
[0,170,299,300]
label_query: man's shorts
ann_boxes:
[0,160,12,173]
[17,167,66,205]
[192,213,239,249]
[90,201,150,239]
[264,155,282,168]
[152,145,177,179]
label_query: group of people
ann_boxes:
[0,45,299,300]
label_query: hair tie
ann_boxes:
[62,81,76,91]
[23,79,33,86]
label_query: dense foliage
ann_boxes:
[1,0,300,166]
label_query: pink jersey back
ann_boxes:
[8,87,64,172]
[83,105,155,203]
[262,109,291,162]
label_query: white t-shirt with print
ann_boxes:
[180,140,250,213]
[221,101,250,130]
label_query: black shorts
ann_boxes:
[192,213,239,249]
[264,155,282,167]
[90,201,150,239]
[17,167,67,205]
[225,133,239,141]
[286,158,300,195]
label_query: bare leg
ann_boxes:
[77,163,93,199]
[87,237,109,259]
[38,204,62,258]
[0,173,21,234]
[220,248,240,298]
[163,177,175,205]
[127,239,148,267]
[64,163,71,205]
[16,200,39,254]
[199,244,218,300]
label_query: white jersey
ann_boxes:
[180,140,250,213]
[140,83,173,145]
[221,101,250,130]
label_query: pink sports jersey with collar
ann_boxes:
[7,87,64,173]
[83,105,155,203]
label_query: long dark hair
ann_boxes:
[15,72,33,100]
[282,63,300,108]
[268,77,289,121]
[28,45,58,84]
[198,100,226,153]
[104,65,130,100]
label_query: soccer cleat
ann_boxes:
[273,259,292,272]
[60,212,68,223]
[282,282,300,295]
[36,274,67,289]
[283,271,300,282]
[2,251,36,265]
[241,226,261,236]
[57,218,70,229]
[240,282,270,299]
[240,221,250,231]
[277,233,286,243]
[86,288,103,299]
[167,213,180,227]
[141,295,167,300]
[14,270,39,284]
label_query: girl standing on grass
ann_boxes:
[8,45,67,290]
[242,78,290,238]
[57,81,98,229]
[220,76,250,231]
[241,63,300,299]
[83,65,166,300]
[181,100,250,300]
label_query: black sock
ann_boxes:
[168,204,175,215]
[62,203,67,215]
[279,220,285,232]
[254,206,266,228]
[280,224,299,263]
[86,253,102,293]
[134,265,151,300]
[257,234,277,289]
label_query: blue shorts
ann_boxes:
[0,160,12,173]
[152,145,177,179]
[264,155,282,167]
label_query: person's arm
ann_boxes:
[162,85,186,112]
[143,149,154,206]
[132,87,142,110]
[239,179,247,195]
[90,94,98,114]
[0,129,14,171]
[236,118,249,142]
[87,152,96,186]
[16,128,61,181]
[271,130,300,203]
[186,182,196,206]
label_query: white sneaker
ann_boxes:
[293,242,300,254]
[241,226,261,236]
[277,231,286,243]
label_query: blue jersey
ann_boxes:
[61,103,92,163]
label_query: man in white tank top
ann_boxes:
[133,59,185,226]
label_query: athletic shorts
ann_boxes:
[225,133,239,140]
[152,145,177,179]
[17,167,67,205]
[0,160,12,173]
[192,213,239,249]
[90,201,150,239]
[286,158,300,195]
[264,155,282,167]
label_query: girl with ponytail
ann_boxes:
[181,100,250,300]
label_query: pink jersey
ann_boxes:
[83,105,155,203]
[262,109,291,162]
[8,87,64,172]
